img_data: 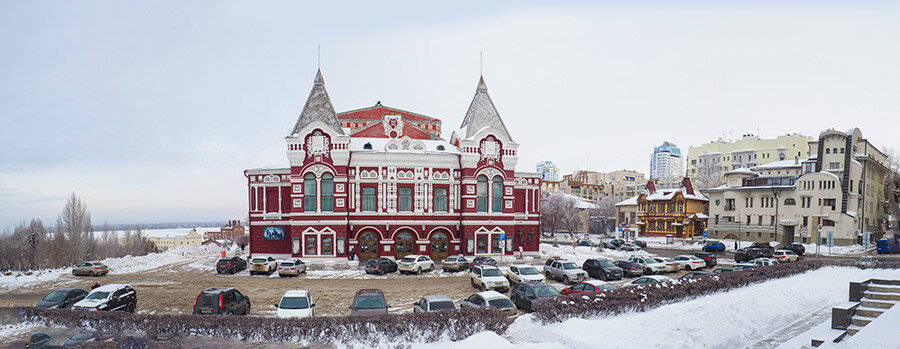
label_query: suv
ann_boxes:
[612,260,644,277]
[364,257,398,275]
[627,256,669,275]
[275,289,315,318]
[747,258,777,267]
[689,252,718,268]
[459,291,517,317]
[543,259,588,284]
[35,288,88,309]
[506,264,544,285]
[510,281,561,312]
[216,257,247,274]
[412,295,457,313]
[471,256,497,267]
[72,284,137,312]
[397,255,435,274]
[781,243,806,256]
[193,287,250,315]
[72,262,109,276]
[249,256,277,275]
[471,265,510,292]
[734,248,773,263]
[582,258,624,281]
[702,241,726,252]
[277,259,307,277]
[350,289,388,317]
[441,255,470,272]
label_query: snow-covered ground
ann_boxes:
[416,267,900,348]
[559,233,870,256]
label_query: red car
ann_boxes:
[561,280,616,295]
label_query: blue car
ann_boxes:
[702,241,726,252]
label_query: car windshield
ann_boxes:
[488,298,514,309]
[860,257,874,262]
[401,257,416,263]
[562,263,578,270]
[597,284,616,291]
[217,259,230,263]
[86,292,109,300]
[251,259,266,263]
[444,257,457,262]
[534,285,561,298]
[518,267,540,275]
[281,262,294,267]
[482,269,502,277]
[597,260,616,267]
[279,296,310,309]
[429,301,455,310]
[353,296,386,309]
[366,259,378,265]
[70,333,94,341]
[643,257,659,263]
[78,263,90,267]
[42,290,68,302]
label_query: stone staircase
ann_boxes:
[846,283,900,336]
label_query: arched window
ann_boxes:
[304,173,317,212]
[321,173,334,212]
[361,187,377,212]
[491,177,503,212]
[363,142,372,150]
[784,198,796,206]
[437,145,445,151]
[433,187,448,212]
[476,175,488,212]
[398,187,413,212]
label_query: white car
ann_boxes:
[654,257,680,273]
[748,258,778,267]
[628,256,669,275]
[471,266,510,292]
[275,289,315,318]
[624,275,674,287]
[673,255,706,270]
[506,265,544,285]
[772,250,799,262]
[397,255,435,274]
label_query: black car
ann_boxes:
[471,256,497,267]
[612,260,644,277]
[609,239,625,247]
[364,257,398,275]
[216,256,247,274]
[62,331,116,346]
[193,287,250,315]
[72,284,137,312]
[681,271,713,279]
[689,252,718,268]
[35,288,88,309]
[749,242,774,251]
[600,241,617,250]
[633,240,647,248]
[734,248,773,263]
[577,240,592,247]
[509,281,561,312]
[781,243,806,256]
[582,258,624,281]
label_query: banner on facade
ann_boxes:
[263,227,285,240]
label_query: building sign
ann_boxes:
[264,227,285,240]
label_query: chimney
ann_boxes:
[645,180,656,194]
[682,177,695,195]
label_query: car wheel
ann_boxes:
[645,268,653,275]
[471,279,477,288]
[564,275,571,284]
[545,271,553,280]
[417,267,422,275]
[129,303,135,313]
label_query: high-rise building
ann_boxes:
[650,142,683,180]
[536,161,560,182]
[687,133,811,187]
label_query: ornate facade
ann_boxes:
[244,70,542,261]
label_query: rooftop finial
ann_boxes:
[480,51,483,77]
[477,75,487,92]
[317,44,321,69]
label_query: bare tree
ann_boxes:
[693,169,723,190]
[57,193,92,265]
[883,147,900,234]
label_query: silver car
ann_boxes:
[412,295,457,313]
[543,259,588,284]
[277,260,306,277]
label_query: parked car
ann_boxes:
[275,289,314,318]
[441,255,471,272]
[412,295,457,313]
[364,257,398,275]
[561,280,616,295]
[673,255,707,270]
[471,256,497,267]
[398,254,435,274]
[35,288,88,309]
[713,267,734,273]
[702,241,726,252]
[624,275,673,287]
[772,250,799,263]
[350,289,388,317]
[734,248,773,262]
[609,239,625,247]
[62,331,115,346]
[747,258,778,267]
[72,284,137,312]
[249,256,277,275]
[689,252,718,268]
[582,258,624,281]
[781,243,806,256]
[510,281,561,312]
[22,333,51,348]
[619,243,641,251]
[577,239,592,247]
[602,241,618,249]
[506,264,544,284]
[72,262,109,277]
[857,255,878,267]
[749,242,774,250]
[543,259,588,284]
[193,287,250,315]
[732,264,757,271]
[459,290,517,317]
[681,270,713,279]
[633,240,648,248]
[612,260,644,277]
[215,257,246,274]
[471,265,510,292]
[653,257,680,273]
[627,256,669,275]
[277,259,307,277]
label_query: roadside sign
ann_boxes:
[702,231,708,238]
[499,233,506,241]
[618,226,623,232]
[863,231,871,249]
[826,231,834,248]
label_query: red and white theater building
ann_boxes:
[244,70,542,262]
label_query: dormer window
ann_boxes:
[363,142,372,150]
[437,145,445,151]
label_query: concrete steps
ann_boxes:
[846,324,864,336]
[850,314,876,326]
[845,281,900,338]
[863,290,900,301]
[860,298,898,309]
[854,306,886,317]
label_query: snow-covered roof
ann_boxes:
[141,228,197,239]
[751,159,804,170]
[290,69,344,136]
[458,77,512,141]
[615,196,639,207]
[348,137,460,154]
[646,187,708,202]
[725,167,758,176]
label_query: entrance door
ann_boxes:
[358,232,379,262]
[395,232,414,259]
[430,232,449,261]
[676,226,684,238]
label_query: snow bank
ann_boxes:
[538,243,650,264]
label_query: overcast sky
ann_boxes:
[2,1,899,230]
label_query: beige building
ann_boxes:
[688,133,812,188]
[141,228,203,250]
[609,170,646,201]
[704,128,888,245]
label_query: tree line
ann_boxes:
[0,193,157,272]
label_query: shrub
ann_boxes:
[532,260,824,323]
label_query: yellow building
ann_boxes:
[687,133,812,187]
[141,228,203,250]
[634,178,709,238]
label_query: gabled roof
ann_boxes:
[337,102,441,123]
[351,119,438,140]
[459,76,512,141]
[290,69,344,136]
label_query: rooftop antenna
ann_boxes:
[317,44,321,69]
[480,51,483,76]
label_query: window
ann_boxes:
[322,236,333,254]
[823,198,836,211]
[304,173,317,212]
[784,198,796,206]
[362,187,377,212]
[434,187,448,212]
[829,162,841,170]
[321,173,334,212]
[492,177,503,212]
[363,142,372,150]
[437,145,445,151]
[398,187,413,212]
[305,236,316,255]
[476,175,488,212]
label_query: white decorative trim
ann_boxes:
[480,138,501,161]
[336,198,345,207]
[505,200,513,209]
[293,199,302,208]
[293,184,302,193]
[467,199,475,208]
[382,114,404,138]
[477,167,503,180]
[335,183,345,192]
[263,174,281,183]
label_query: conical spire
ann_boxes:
[460,76,512,141]
[291,69,344,135]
